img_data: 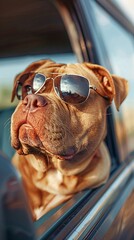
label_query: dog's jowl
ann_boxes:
[11,59,128,220]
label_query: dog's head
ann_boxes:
[11,60,128,174]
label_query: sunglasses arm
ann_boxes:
[90,85,109,100]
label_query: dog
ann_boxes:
[11,59,128,220]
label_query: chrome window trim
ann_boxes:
[35,190,92,238]
[67,160,134,240]
[92,180,134,240]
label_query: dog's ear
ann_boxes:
[83,63,128,110]
[83,63,115,103]
[111,74,128,110]
[11,59,55,102]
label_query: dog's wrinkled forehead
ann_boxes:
[28,60,98,82]
[38,62,99,83]
[37,60,66,75]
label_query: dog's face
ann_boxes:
[11,60,128,174]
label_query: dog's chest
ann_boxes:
[32,167,79,195]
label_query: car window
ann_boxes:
[91,2,134,161]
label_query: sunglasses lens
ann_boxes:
[16,73,46,100]
[16,72,34,100]
[16,82,22,100]
[55,75,89,104]
[33,73,46,92]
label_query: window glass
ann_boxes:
[92,3,134,159]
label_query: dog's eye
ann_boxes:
[33,73,46,92]
[25,85,32,95]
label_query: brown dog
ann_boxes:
[11,60,128,220]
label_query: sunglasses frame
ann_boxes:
[15,71,109,104]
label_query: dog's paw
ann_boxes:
[34,206,45,220]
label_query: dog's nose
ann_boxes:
[23,94,48,112]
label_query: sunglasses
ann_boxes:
[14,72,109,104]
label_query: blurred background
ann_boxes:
[0,0,133,109]
[0,0,77,109]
